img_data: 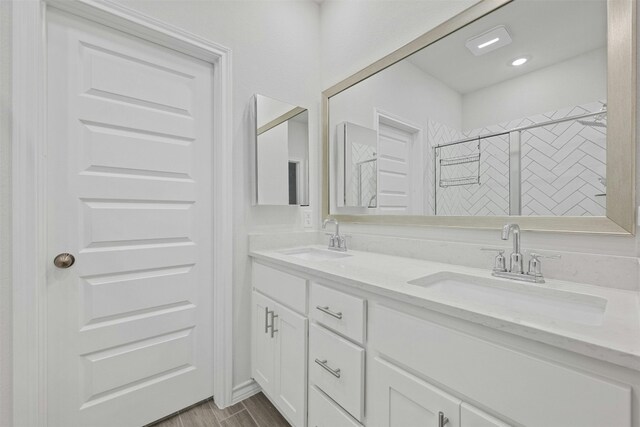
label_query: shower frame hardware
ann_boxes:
[432,108,607,150]
[356,157,377,207]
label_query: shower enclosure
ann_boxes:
[433,105,607,216]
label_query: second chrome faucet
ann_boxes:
[323,218,347,252]
[483,223,559,284]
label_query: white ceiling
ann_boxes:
[407,0,607,94]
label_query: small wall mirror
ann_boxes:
[255,94,309,206]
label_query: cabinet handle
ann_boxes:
[438,411,449,427]
[315,305,343,319]
[314,358,341,378]
[269,311,278,338]
[264,307,270,333]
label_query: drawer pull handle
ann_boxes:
[314,358,341,378]
[316,305,343,319]
[438,411,449,427]
[269,312,279,338]
[264,307,270,333]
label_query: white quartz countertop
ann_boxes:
[250,245,640,371]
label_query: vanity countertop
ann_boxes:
[250,245,640,372]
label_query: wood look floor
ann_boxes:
[149,393,291,427]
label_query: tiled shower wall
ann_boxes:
[425,101,607,216]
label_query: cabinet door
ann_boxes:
[274,301,308,427]
[368,357,461,427]
[461,403,510,427]
[252,291,277,396]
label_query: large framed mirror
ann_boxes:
[255,94,310,206]
[323,0,636,234]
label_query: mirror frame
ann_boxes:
[322,0,636,235]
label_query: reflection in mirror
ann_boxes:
[329,0,607,217]
[255,94,309,206]
[336,122,378,208]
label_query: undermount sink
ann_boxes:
[408,272,607,326]
[280,247,353,262]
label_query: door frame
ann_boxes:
[12,1,234,425]
[373,109,424,215]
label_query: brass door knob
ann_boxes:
[53,253,75,269]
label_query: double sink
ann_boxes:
[278,247,607,327]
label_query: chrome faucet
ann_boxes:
[323,218,347,252]
[482,223,560,284]
[501,223,523,274]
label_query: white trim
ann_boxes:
[230,380,262,405]
[12,0,235,424]
[12,1,48,425]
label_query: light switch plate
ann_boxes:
[302,209,313,228]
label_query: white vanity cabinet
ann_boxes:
[308,385,362,427]
[250,258,636,427]
[369,304,631,427]
[252,263,308,427]
[461,404,511,427]
[368,357,461,427]
[368,357,509,427]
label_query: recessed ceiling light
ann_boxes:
[511,57,528,66]
[465,26,512,56]
[478,37,500,49]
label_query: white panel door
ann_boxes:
[377,123,413,214]
[273,301,308,427]
[368,357,461,427]
[252,292,277,397]
[46,10,214,427]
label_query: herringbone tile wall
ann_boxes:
[426,101,607,217]
[519,102,606,216]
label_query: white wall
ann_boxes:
[462,48,607,131]
[0,1,12,425]
[319,0,639,284]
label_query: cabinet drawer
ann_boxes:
[252,262,307,314]
[308,385,361,427]
[309,324,365,422]
[461,403,511,427]
[370,304,631,427]
[310,283,366,344]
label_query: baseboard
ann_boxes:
[231,379,261,405]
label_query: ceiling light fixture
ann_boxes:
[511,57,528,66]
[465,26,512,56]
[478,37,500,49]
